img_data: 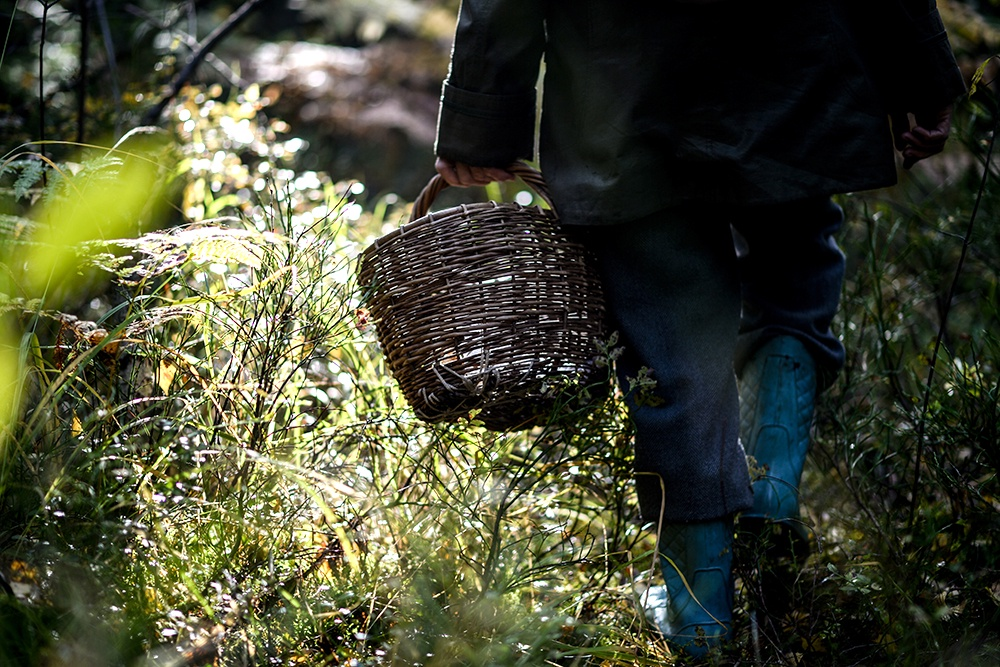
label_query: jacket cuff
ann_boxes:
[434,82,536,167]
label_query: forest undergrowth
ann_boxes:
[3,3,1000,666]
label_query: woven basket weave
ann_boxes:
[356,163,607,430]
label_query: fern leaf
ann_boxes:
[11,160,45,200]
[189,236,260,267]
[173,226,285,268]
[110,224,287,282]
[0,214,36,241]
[0,292,41,317]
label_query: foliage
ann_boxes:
[775,83,1000,664]
[0,75,659,666]
[3,1,1000,666]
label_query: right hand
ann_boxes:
[435,157,515,187]
[891,106,953,170]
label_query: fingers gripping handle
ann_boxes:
[409,162,554,222]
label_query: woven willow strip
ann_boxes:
[357,163,607,430]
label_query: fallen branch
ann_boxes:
[141,0,266,125]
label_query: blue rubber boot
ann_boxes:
[738,336,816,614]
[645,518,734,658]
[740,335,816,524]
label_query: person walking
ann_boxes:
[432,0,965,657]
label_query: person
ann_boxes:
[431,0,965,658]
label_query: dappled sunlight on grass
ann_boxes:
[1,57,999,666]
[0,83,665,665]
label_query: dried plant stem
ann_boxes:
[38,1,53,174]
[908,87,999,529]
[93,0,123,136]
[76,0,90,144]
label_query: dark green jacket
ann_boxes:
[435,0,966,225]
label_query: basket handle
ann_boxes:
[409,161,554,223]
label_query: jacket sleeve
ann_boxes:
[434,0,546,167]
[847,0,966,112]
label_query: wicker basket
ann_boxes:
[356,162,607,430]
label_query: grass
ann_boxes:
[0,70,998,667]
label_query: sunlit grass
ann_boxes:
[0,77,998,666]
[0,83,659,666]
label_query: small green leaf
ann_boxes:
[968,55,999,97]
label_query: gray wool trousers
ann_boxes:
[571,197,846,523]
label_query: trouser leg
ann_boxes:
[574,206,749,656]
[731,197,846,523]
[733,197,847,384]
[731,197,847,618]
[574,205,752,524]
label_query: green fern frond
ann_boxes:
[124,305,197,337]
[167,225,286,268]
[40,155,124,205]
[2,159,47,200]
[82,247,135,275]
[0,292,42,317]
[110,224,288,282]
[0,214,37,242]
[187,233,267,268]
